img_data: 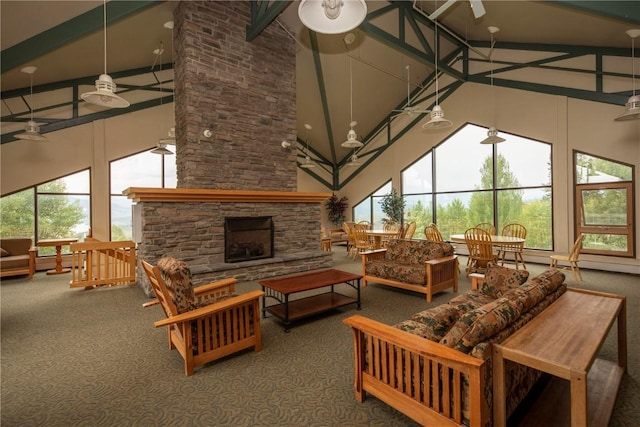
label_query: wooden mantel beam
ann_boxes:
[123,187,332,203]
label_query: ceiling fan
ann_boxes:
[391,65,431,119]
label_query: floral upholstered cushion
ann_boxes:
[448,290,496,314]
[409,304,461,341]
[480,263,530,298]
[385,239,454,264]
[501,282,547,314]
[156,257,198,314]
[440,297,522,353]
[365,260,426,285]
[527,268,566,295]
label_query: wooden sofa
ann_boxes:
[361,239,458,302]
[0,238,36,279]
[343,266,568,427]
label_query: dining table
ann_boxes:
[365,230,400,249]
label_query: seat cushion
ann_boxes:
[365,260,425,285]
[156,257,198,314]
[479,262,530,298]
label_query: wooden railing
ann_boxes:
[69,238,137,289]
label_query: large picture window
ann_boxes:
[110,150,176,240]
[574,152,634,257]
[0,169,91,256]
[352,181,392,229]
[402,124,552,249]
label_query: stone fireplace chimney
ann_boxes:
[130,1,332,295]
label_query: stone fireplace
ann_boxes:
[224,216,274,263]
[129,1,333,296]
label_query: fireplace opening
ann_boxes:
[224,216,274,263]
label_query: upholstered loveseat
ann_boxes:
[343,265,567,427]
[361,239,458,302]
[0,238,36,279]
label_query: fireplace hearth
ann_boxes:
[225,216,274,263]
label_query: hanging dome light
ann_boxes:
[346,152,361,166]
[480,27,506,144]
[151,142,173,155]
[341,55,363,148]
[81,1,129,109]
[298,0,367,35]
[15,66,47,141]
[615,29,640,121]
[422,21,452,130]
[299,123,316,168]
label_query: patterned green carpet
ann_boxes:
[2,250,638,426]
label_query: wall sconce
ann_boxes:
[281,140,291,148]
[198,129,213,144]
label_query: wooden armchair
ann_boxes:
[142,259,264,376]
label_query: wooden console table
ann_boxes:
[37,238,78,275]
[493,288,626,427]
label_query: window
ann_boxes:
[352,181,391,229]
[110,150,176,239]
[574,152,634,257]
[0,170,91,256]
[401,124,552,248]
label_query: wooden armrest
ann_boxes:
[424,254,458,265]
[360,248,387,259]
[142,299,159,308]
[193,277,238,295]
[154,290,264,328]
[343,314,483,369]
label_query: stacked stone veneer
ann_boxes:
[136,1,332,295]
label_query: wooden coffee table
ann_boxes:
[259,269,362,332]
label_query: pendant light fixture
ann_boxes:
[615,29,640,122]
[346,150,361,167]
[15,66,47,141]
[81,0,129,108]
[342,56,363,148]
[480,26,506,144]
[298,0,367,35]
[422,18,452,130]
[151,42,173,156]
[300,124,316,169]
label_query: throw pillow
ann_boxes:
[410,304,461,341]
[439,297,522,353]
[528,268,566,295]
[480,263,529,298]
[0,248,9,257]
[156,257,198,314]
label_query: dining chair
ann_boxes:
[402,221,417,240]
[550,234,584,283]
[497,223,527,270]
[352,223,375,258]
[381,221,398,247]
[342,222,358,258]
[424,223,444,242]
[464,227,498,276]
[357,220,372,230]
[475,222,496,235]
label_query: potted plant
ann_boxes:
[325,194,349,228]
[380,189,405,225]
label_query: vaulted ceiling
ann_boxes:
[2,1,639,189]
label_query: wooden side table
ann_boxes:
[493,288,626,427]
[36,238,78,275]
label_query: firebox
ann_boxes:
[224,216,274,263]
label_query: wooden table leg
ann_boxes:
[570,371,588,427]
[493,345,507,427]
[46,244,71,275]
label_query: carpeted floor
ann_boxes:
[1,248,639,426]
